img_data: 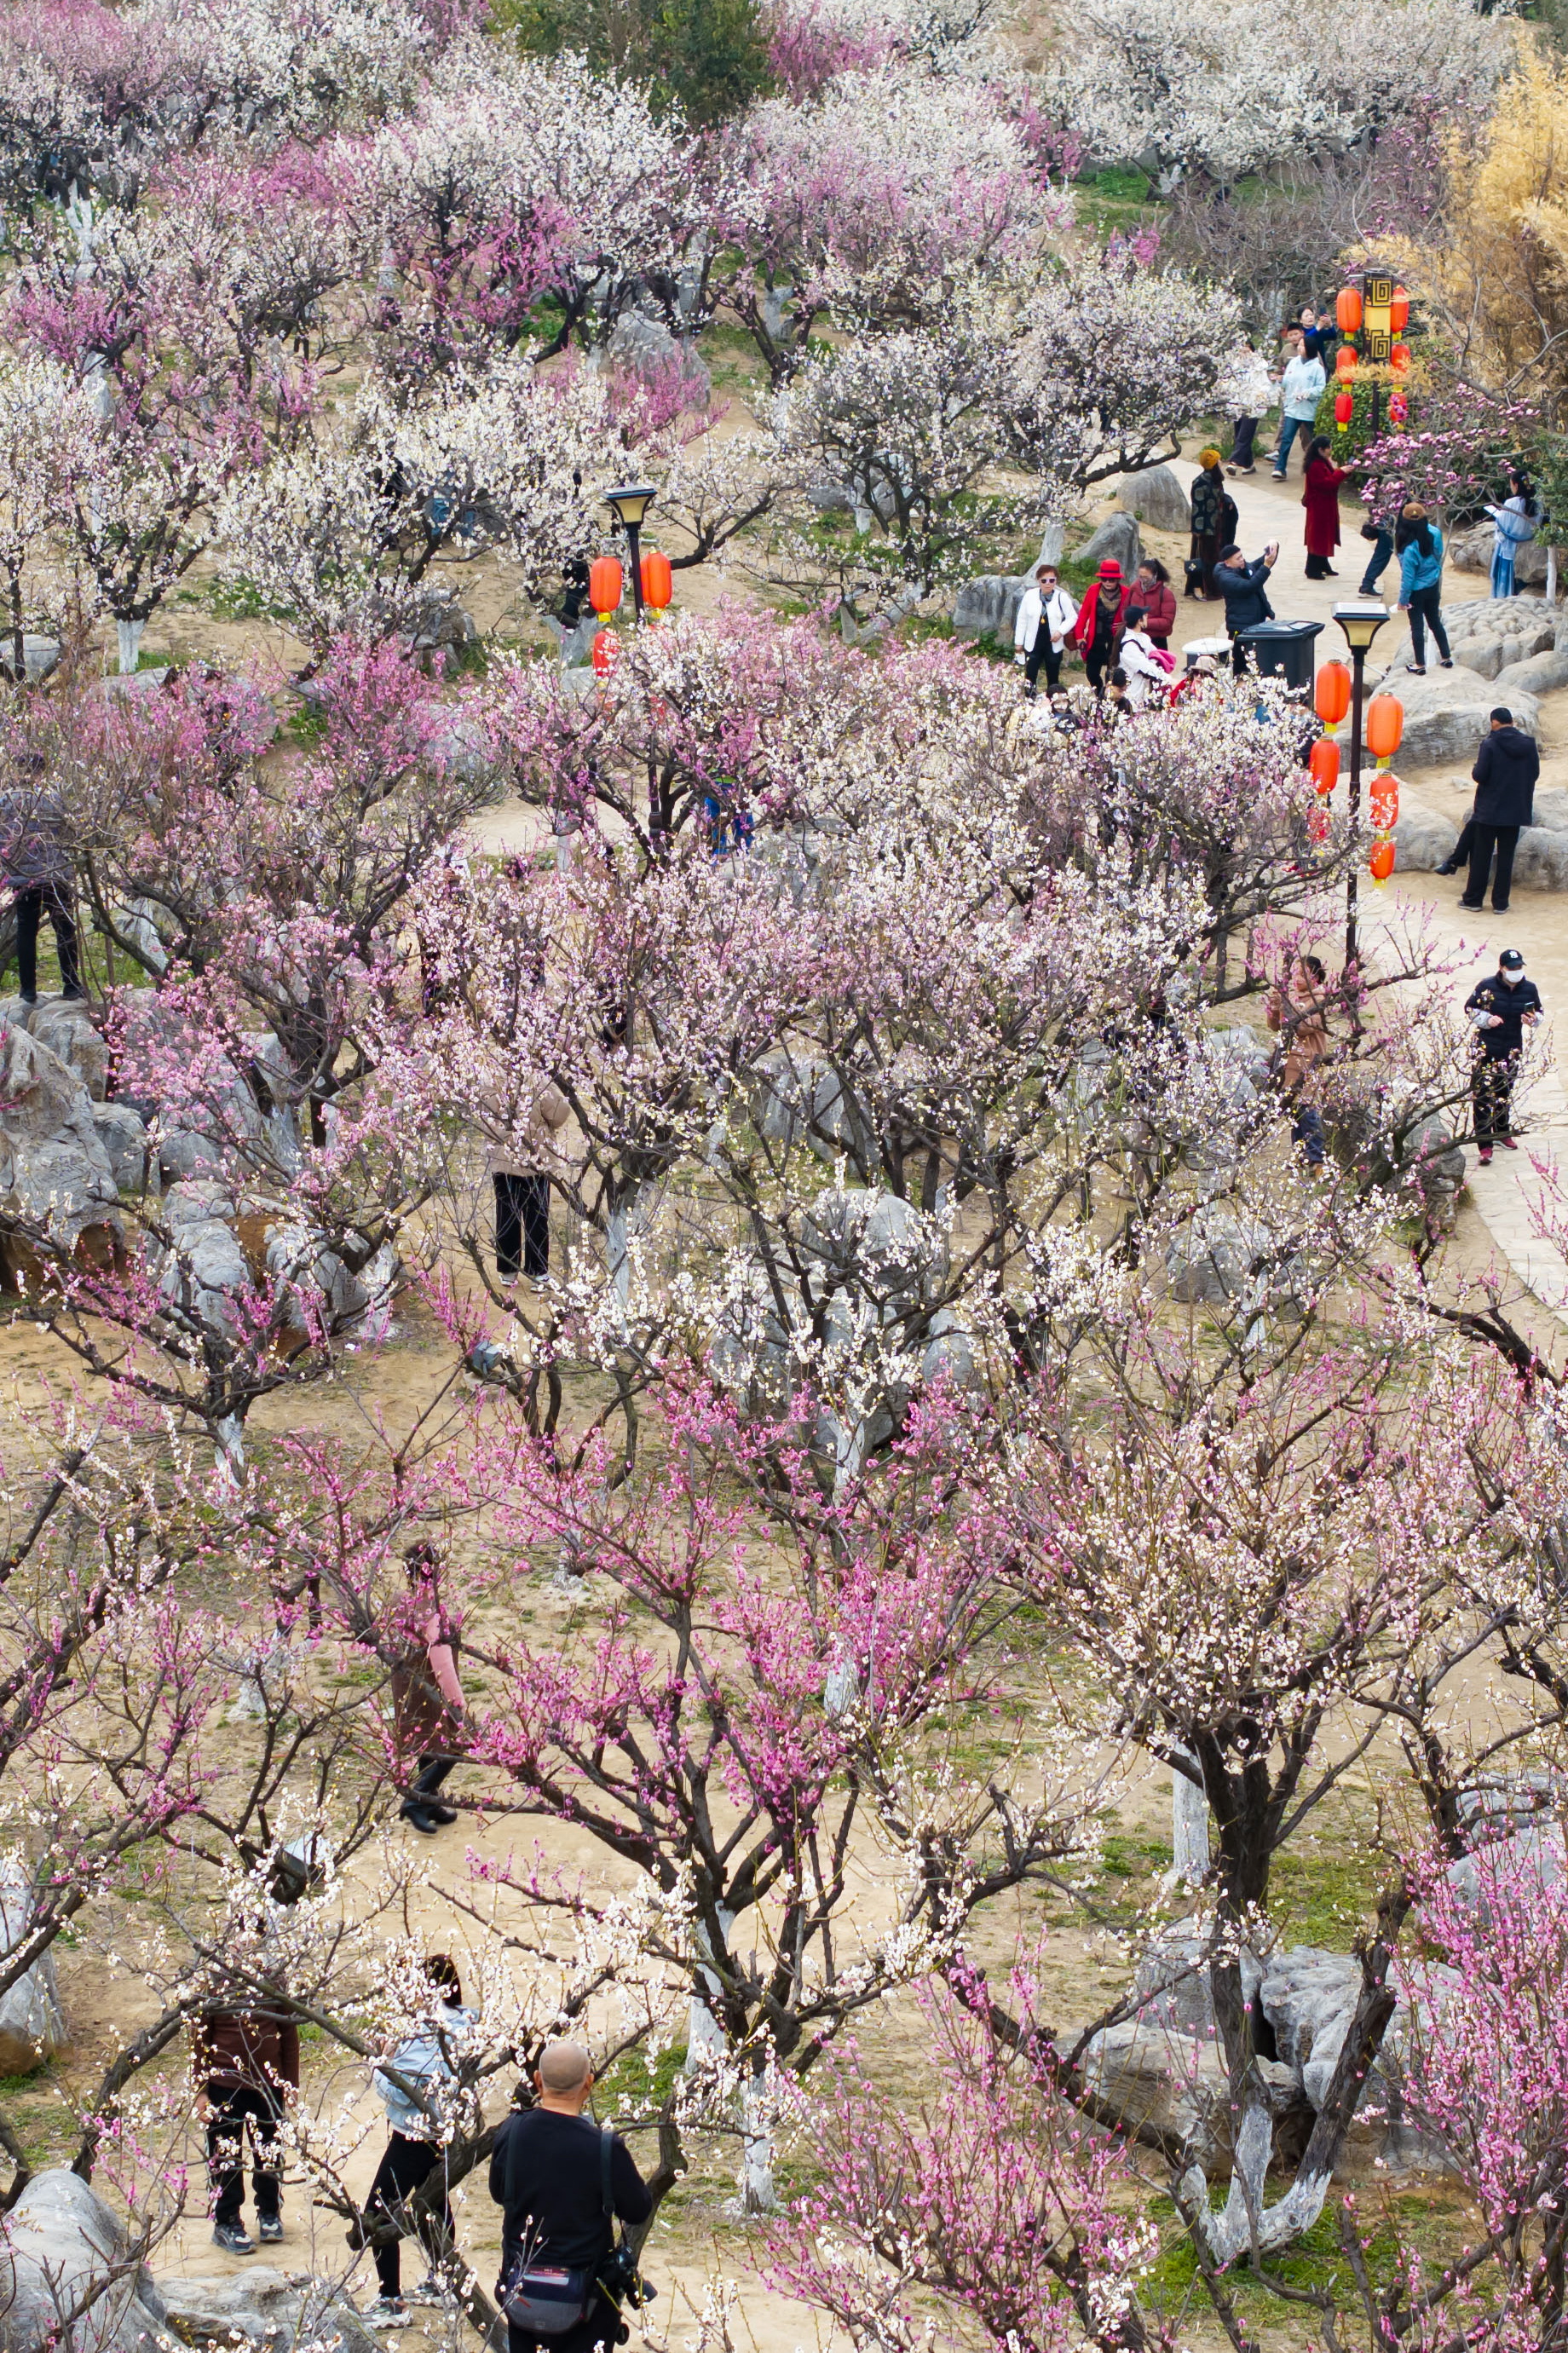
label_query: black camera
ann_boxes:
[601,2241,655,2311]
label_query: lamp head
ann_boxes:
[603,482,657,533]
[1332,599,1389,654]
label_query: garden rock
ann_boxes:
[1348,664,1538,768]
[0,1871,66,2074]
[94,1102,154,1194]
[1079,2021,1301,2174]
[1444,1819,1565,1925]
[154,2268,378,2353]
[1513,828,1568,891]
[1117,463,1190,533]
[951,574,1028,639]
[751,1050,873,1163]
[0,634,61,685]
[0,2168,167,2351]
[1430,595,1560,678]
[1493,647,1568,697]
[1077,510,1143,577]
[1393,809,1459,870]
[23,995,107,1100]
[1165,1204,1268,1305]
[153,1180,250,1332]
[0,1022,120,1250]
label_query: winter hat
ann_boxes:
[1198,447,1223,469]
[1097,559,1123,581]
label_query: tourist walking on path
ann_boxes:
[1486,465,1540,598]
[1013,561,1076,696]
[393,1542,465,1836]
[1466,947,1542,1163]
[1073,560,1131,695]
[193,1981,299,2254]
[491,2039,654,2353]
[360,1954,478,2327]
[1188,452,1236,598]
[1395,503,1452,675]
[1459,705,1539,915]
[1126,558,1175,646]
[1212,540,1278,675]
[491,1081,569,1287]
[1266,951,1331,1167]
[0,753,84,1006]
[1271,335,1325,480]
[1116,620,1169,710]
[1225,337,1271,475]
[1301,436,1346,580]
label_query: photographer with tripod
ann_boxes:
[490,2041,653,2353]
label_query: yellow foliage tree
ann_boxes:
[1375,36,1568,411]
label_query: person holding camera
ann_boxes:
[491,2040,652,2353]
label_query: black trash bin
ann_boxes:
[1236,619,1324,691]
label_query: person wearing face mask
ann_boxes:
[1012,562,1077,697]
[1465,948,1542,1163]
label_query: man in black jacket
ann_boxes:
[490,2042,652,2353]
[1212,541,1279,674]
[1465,947,1542,1162]
[1461,706,1540,914]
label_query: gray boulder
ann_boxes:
[0,2168,167,2351]
[1494,647,1568,697]
[951,574,1028,639]
[93,1104,153,1195]
[1118,464,1191,533]
[0,635,61,686]
[0,1023,120,1250]
[0,1874,66,2075]
[750,1051,873,1164]
[157,1127,224,1185]
[607,310,712,408]
[1079,2021,1301,2174]
[153,2268,378,2353]
[1077,511,1143,578]
[1165,1205,1267,1306]
[1346,664,1538,768]
[22,999,107,1101]
[1513,828,1568,891]
[1393,809,1459,871]
[153,1181,250,1334]
[1445,1820,1565,1925]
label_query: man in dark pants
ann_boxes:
[491,2040,653,2353]
[193,1991,300,2252]
[1461,706,1539,914]
[490,1083,569,1288]
[0,757,84,1005]
[1212,540,1279,675]
[1465,947,1542,1164]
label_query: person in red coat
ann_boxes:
[1126,558,1176,646]
[1073,559,1131,695]
[1302,435,1346,580]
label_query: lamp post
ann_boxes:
[1333,599,1389,966]
[602,482,657,622]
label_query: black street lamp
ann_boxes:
[1333,598,1389,967]
[603,482,658,621]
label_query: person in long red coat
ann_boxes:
[1302,435,1346,580]
[1073,560,1131,695]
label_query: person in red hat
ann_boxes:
[1073,560,1131,696]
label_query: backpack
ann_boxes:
[499,2123,615,2336]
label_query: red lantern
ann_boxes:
[1315,660,1352,725]
[1336,285,1363,333]
[1389,343,1410,373]
[1309,736,1340,795]
[1334,389,1353,426]
[639,550,672,614]
[589,556,623,620]
[1389,389,1409,427]
[1369,770,1400,830]
[1369,839,1396,885]
[1335,344,1358,378]
[591,628,617,676]
[1389,285,1410,332]
[1365,695,1404,759]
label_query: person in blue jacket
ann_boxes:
[1393,502,1453,676]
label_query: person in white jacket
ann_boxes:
[1225,337,1273,476]
[1013,561,1078,697]
[1117,622,1168,712]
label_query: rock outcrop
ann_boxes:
[0,2169,167,2351]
